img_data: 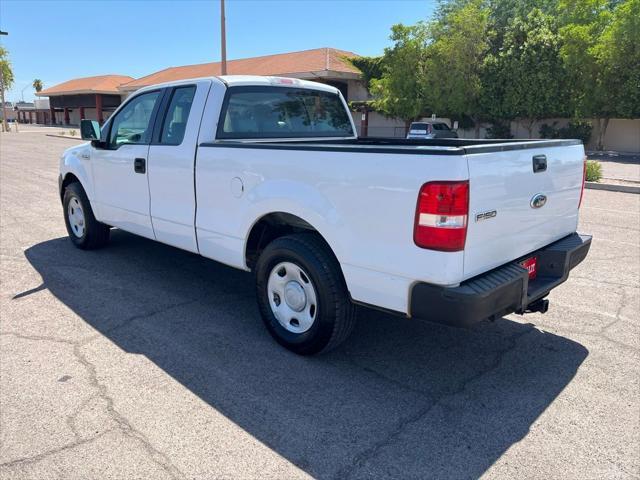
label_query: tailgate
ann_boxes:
[464,143,585,279]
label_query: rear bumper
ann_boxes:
[409,233,592,327]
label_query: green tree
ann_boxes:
[32,79,43,92]
[1,47,15,132]
[592,0,640,148]
[559,0,639,150]
[559,0,612,148]
[348,56,384,91]
[424,0,490,137]
[483,8,567,137]
[369,23,430,126]
[0,47,14,90]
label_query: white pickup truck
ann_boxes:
[59,75,591,354]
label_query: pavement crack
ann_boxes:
[0,430,112,469]
[333,327,536,480]
[0,331,77,346]
[93,298,201,340]
[2,302,198,479]
[73,334,186,480]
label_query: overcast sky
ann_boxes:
[0,0,435,102]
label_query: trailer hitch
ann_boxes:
[525,298,549,314]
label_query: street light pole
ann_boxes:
[220,0,227,75]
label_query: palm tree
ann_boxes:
[32,79,43,92]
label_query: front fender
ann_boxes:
[59,143,94,200]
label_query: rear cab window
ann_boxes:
[160,86,196,145]
[217,86,354,139]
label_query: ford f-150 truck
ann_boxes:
[59,75,591,354]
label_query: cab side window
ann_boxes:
[108,91,160,148]
[160,86,196,145]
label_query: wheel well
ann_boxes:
[245,212,331,270]
[60,173,81,201]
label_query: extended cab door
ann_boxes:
[146,80,211,252]
[91,89,163,239]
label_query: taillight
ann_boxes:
[579,156,587,208]
[414,181,469,251]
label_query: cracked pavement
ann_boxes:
[1,130,639,479]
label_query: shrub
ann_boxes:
[539,122,559,139]
[60,131,66,136]
[539,120,593,145]
[69,129,76,136]
[485,121,513,139]
[561,121,593,145]
[586,160,602,182]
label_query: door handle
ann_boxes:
[532,154,547,173]
[134,158,146,174]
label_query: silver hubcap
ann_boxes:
[67,197,85,238]
[267,261,318,334]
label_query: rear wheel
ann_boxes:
[255,233,356,355]
[63,182,110,249]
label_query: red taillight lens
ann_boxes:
[414,181,469,251]
[579,156,587,208]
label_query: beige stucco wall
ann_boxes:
[589,119,640,153]
[345,80,369,102]
[457,118,640,153]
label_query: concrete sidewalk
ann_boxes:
[586,151,640,194]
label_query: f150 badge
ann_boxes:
[475,210,497,222]
[530,193,548,209]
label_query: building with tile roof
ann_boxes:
[119,47,362,94]
[34,48,400,134]
[36,74,134,125]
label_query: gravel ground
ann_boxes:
[1,131,639,480]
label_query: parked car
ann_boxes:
[60,75,591,355]
[406,121,458,139]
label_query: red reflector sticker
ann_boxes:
[520,256,538,280]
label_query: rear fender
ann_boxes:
[241,179,346,264]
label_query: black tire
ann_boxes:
[63,182,110,250]
[255,233,356,355]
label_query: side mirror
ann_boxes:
[80,119,100,140]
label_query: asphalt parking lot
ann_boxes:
[1,130,638,480]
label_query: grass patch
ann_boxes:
[586,160,602,182]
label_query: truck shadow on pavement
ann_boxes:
[24,230,588,479]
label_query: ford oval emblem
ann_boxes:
[530,193,547,209]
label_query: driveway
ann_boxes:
[1,132,638,479]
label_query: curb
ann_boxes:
[45,134,84,141]
[586,181,640,194]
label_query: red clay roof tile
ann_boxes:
[37,75,134,96]
[120,47,360,90]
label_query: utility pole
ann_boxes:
[220,0,227,75]
[0,30,8,133]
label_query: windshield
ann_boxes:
[217,86,354,139]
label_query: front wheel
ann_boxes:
[63,182,110,249]
[255,233,356,355]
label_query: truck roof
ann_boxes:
[133,75,341,95]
